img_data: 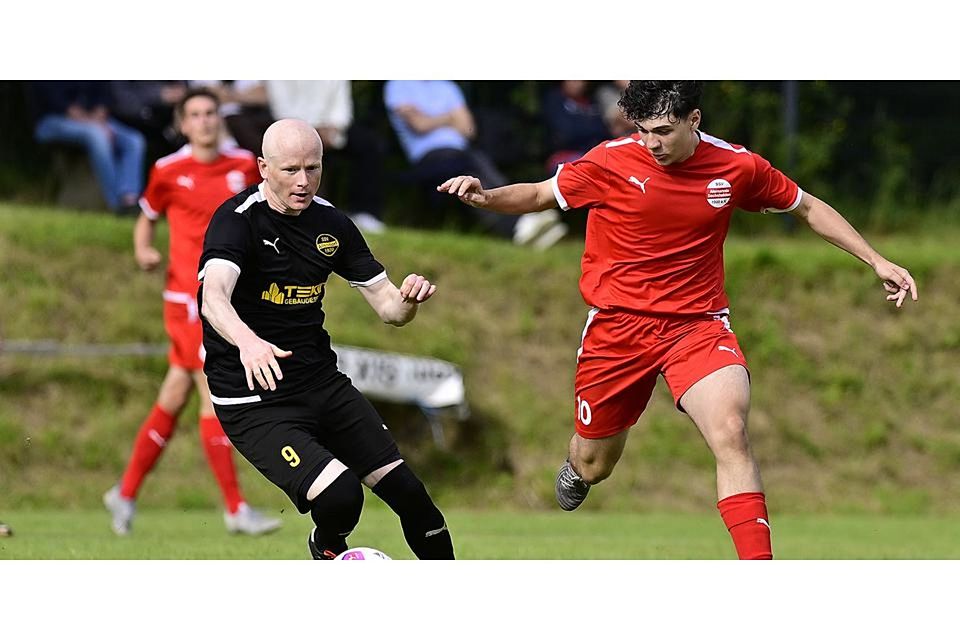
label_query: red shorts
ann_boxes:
[162,293,204,370]
[574,308,748,439]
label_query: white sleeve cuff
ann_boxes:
[198,258,241,281]
[349,270,388,288]
[762,187,804,214]
[139,197,160,220]
[551,164,570,211]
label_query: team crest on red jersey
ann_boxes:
[706,178,732,208]
[226,170,246,194]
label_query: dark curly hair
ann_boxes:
[618,81,703,125]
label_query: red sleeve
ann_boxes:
[139,165,169,220]
[551,143,610,211]
[740,152,801,213]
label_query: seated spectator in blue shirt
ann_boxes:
[32,81,146,214]
[385,80,566,250]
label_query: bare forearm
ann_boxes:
[360,276,434,326]
[483,183,552,214]
[201,292,258,347]
[797,196,881,268]
[133,215,154,251]
[381,299,419,327]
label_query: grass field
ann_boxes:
[2,203,960,571]
[3,501,959,559]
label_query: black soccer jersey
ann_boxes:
[197,183,386,404]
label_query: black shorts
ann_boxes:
[214,372,401,513]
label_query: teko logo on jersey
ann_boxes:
[261,282,325,305]
[316,234,339,257]
[706,178,732,208]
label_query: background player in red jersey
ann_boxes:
[438,81,917,559]
[104,89,281,536]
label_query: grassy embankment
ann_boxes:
[1,203,958,520]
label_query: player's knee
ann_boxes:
[711,415,751,459]
[372,463,443,522]
[157,370,194,413]
[376,463,427,501]
[576,458,615,485]
[571,447,617,484]
[308,468,364,535]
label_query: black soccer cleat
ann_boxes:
[555,460,591,511]
[307,527,337,560]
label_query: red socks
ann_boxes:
[119,408,244,515]
[119,405,177,499]
[199,416,244,514]
[717,491,773,560]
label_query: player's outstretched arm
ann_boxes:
[791,192,918,308]
[200,263,292,391]
[436,176,558,214]
[357,274,436,327]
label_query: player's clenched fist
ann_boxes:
[399,273,436,304]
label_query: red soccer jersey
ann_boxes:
[552,131,802,315]
[139,145,260,294]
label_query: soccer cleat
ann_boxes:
[0,522,12,537]
[555,460,590,511]
[307,527,337,560]
[224,503,282,536]
[103,485,136,536]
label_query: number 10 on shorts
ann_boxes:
[577,395,592,426]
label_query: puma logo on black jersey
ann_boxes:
[262,237,281,254]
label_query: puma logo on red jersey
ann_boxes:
[628,176,650,193]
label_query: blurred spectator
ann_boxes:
[266,80,387,234]
[596,80,635,138]
[190,81,272,155]
[31,81,146,214]
[542,80,610,172]
[110,81,187,163]
[385,80,567,249]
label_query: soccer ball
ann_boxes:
[334,547,392,560]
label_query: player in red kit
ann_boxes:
[438,81,917,559]
[104,88,281,536]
